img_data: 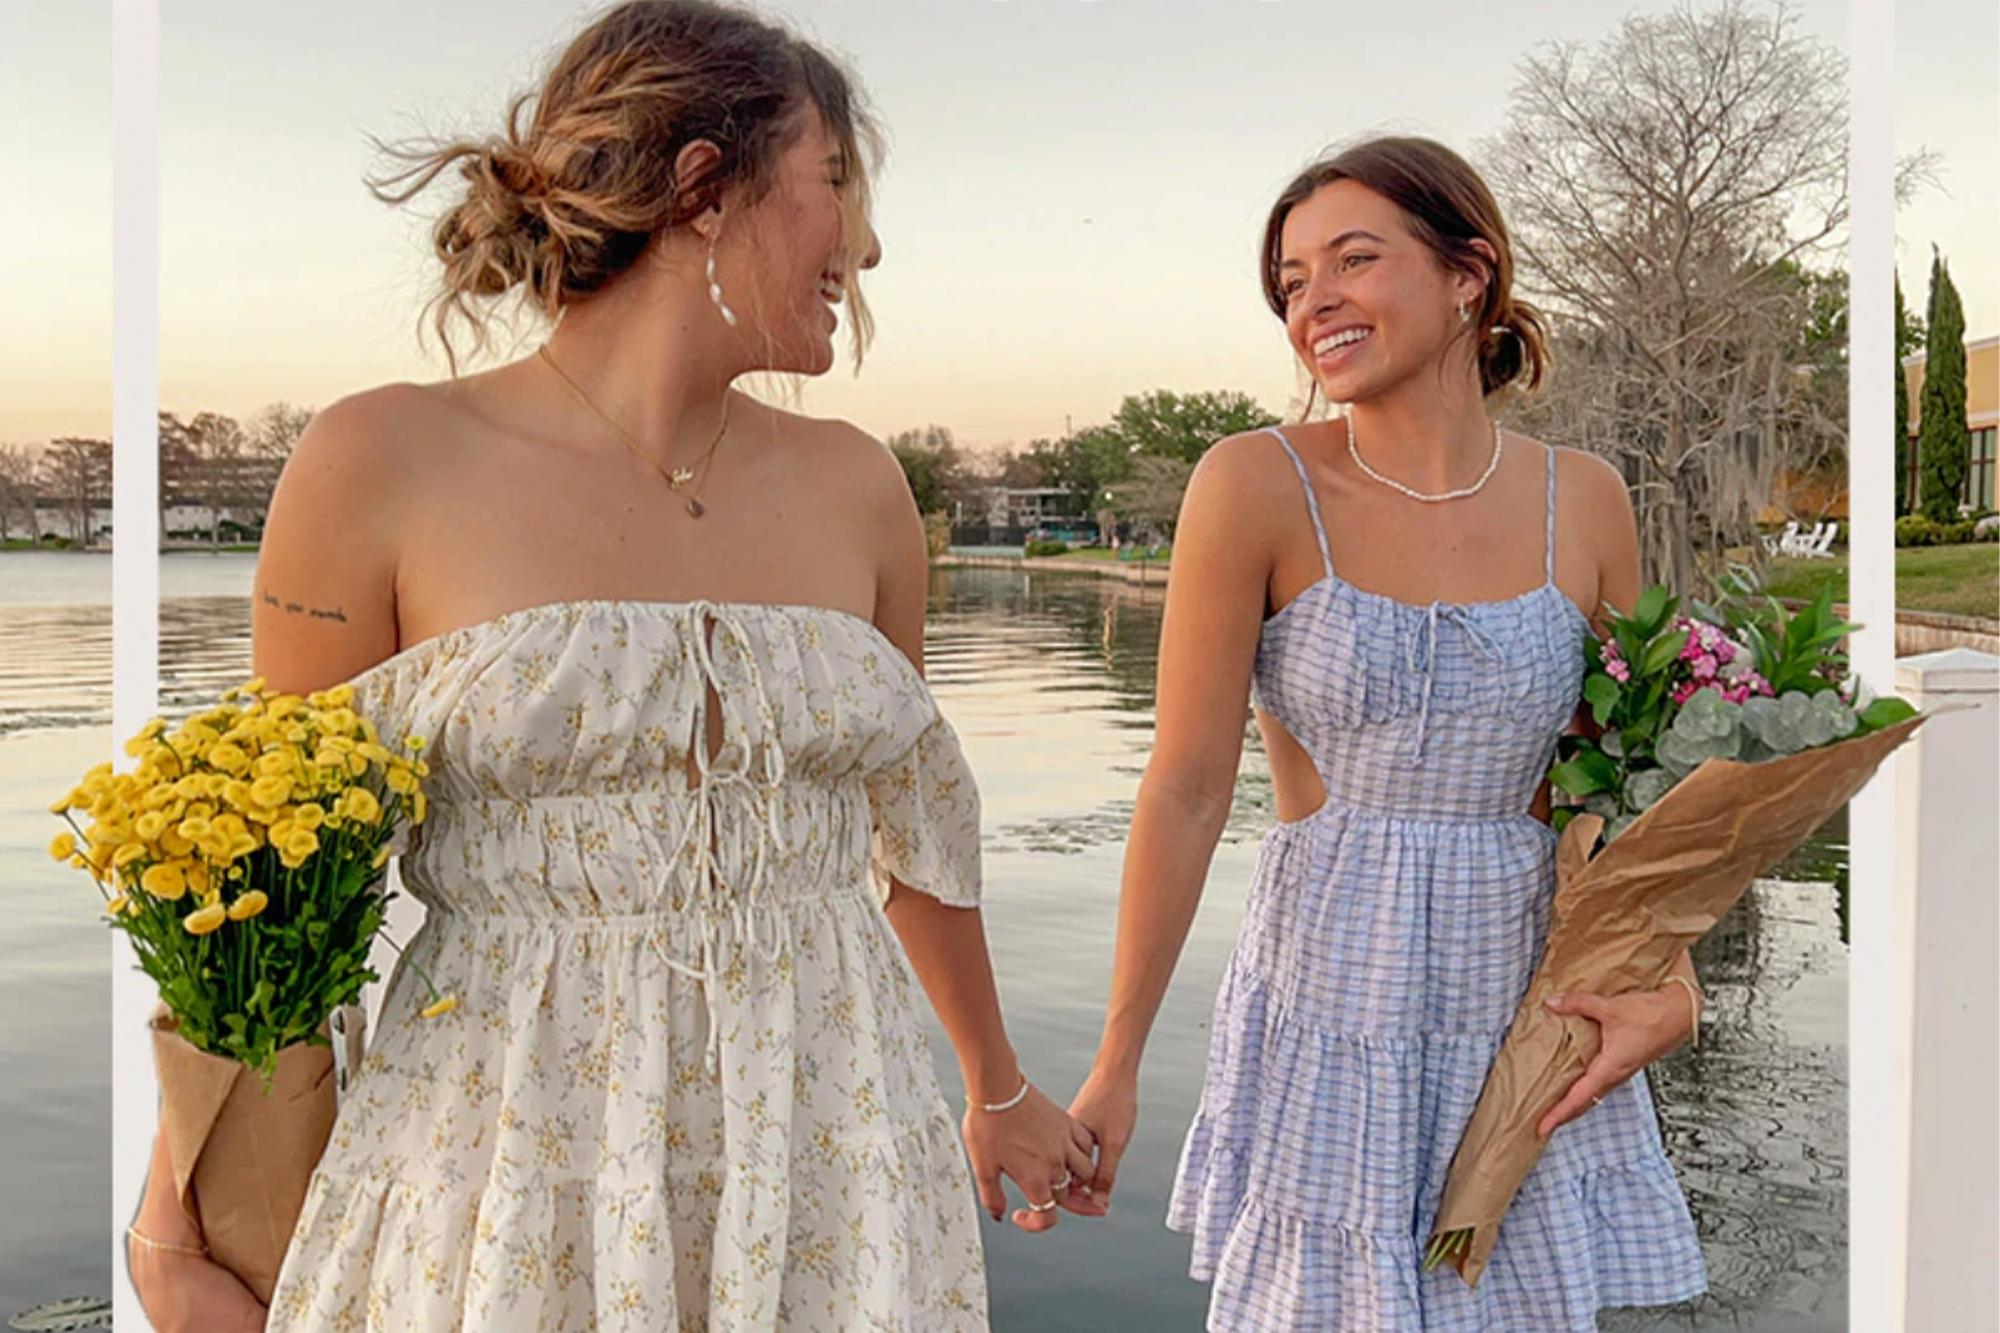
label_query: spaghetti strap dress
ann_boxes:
[1165,429,1707,1330]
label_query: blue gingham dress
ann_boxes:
[1165,428,1707,1331]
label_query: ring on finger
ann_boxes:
[1026,1197,1059,1213]
[1055,1172,1074,1192]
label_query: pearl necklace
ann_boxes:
[1346,416,1504,503]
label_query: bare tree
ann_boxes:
[1482,0,1847,594]
[0,444,41,543]
[38,437,112,546]
[1106,454,1193,545]
[244,401,315,531]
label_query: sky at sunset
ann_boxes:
[11,0,1991,454]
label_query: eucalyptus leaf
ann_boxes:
[1623,768,1675,812]
[1811,690,1859,740]
[1672,690,1739,742]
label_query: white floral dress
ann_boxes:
[265,599,989,1332]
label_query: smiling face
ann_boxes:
[717,104,881,377]
[1275,178,1487,406]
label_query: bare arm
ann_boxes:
[859,432,1093,1228]
[130,393,407,1329]
[1538,450,1699,1137]
[1069,436,1276,1200]
[250,392,408,692]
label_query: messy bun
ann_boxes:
[366,0,882,373]
[1260,135,1550,398]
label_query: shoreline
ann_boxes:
[937,550,2000,654]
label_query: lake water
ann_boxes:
[2,552,1847,1330]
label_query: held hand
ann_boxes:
[1536,985,1696,1139]
[1066,1064,1138,1211]
[960,1080,1099,1234]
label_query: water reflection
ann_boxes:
[128,558,1848,1330]
[0,558,112,1320]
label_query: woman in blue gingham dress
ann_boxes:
[1065,137,1707,1331]
[1163,429,1706,1328]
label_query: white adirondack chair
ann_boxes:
[1800,522,1838,558]
[1763,520,1800,556]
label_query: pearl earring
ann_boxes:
[705,225,738,328]
[1456,299,1471,324]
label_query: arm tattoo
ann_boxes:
[261,589,349,623]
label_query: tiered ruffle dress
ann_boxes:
[1166,432,1707,1330]
[265,598,989,1332]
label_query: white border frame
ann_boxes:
[111,1,159,1329]
[1847,0,1903,1327]
[98,3,1911,1330]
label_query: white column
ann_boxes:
[1894,648,2000,1331]
[111,3,160,1330]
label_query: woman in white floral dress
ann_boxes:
[124,4,1095,1330]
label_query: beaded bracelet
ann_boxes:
[1662,975,1703,1050]
[970,1077,1031,1114]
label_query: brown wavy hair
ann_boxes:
[1260,136,1548,405]
[367,0,883,374]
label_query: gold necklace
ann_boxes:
[536,343,728,519]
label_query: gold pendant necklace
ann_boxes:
[536,344,728,519]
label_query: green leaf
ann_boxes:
[1641,627,1690,677]
[1860,696,1918,729]
[1550,748,1620,797]
[1632,585,1671,636]
[1583,674,1622,727]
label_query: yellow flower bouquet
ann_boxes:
[50,676,433,1302]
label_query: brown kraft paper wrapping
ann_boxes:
[1432,710,1929,1287]
[149,1005,339,1304]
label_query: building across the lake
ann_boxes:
[1902,333,1999,514]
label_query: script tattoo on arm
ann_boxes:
[262,589,349,623]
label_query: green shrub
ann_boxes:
[1897,514,1980,546]
[1024,537,1070,558]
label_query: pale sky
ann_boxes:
[1895,0,2000,341]
[0,4,109,442]
[10,0,1951,452]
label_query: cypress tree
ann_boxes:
[1917,249,1970,523]
[1894,279,1911,514]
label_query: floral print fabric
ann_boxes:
[264,599,988,1332]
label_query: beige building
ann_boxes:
[1903,334,1999,514]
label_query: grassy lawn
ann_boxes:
[1892,544,1999,620]
[1018,543,1994,619]
[1045,545,1172,564]
[1753,547,1998,620]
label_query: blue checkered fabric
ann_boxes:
[1165,428,1708,1331]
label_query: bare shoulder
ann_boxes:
[1547,441,1629,508]
[756,400,913,520]
[278,383,441,496]
[254,384,443,690]
[1187,426,1301,505]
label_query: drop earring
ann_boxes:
[705,224,738,328]
[1456,298,1471,324]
